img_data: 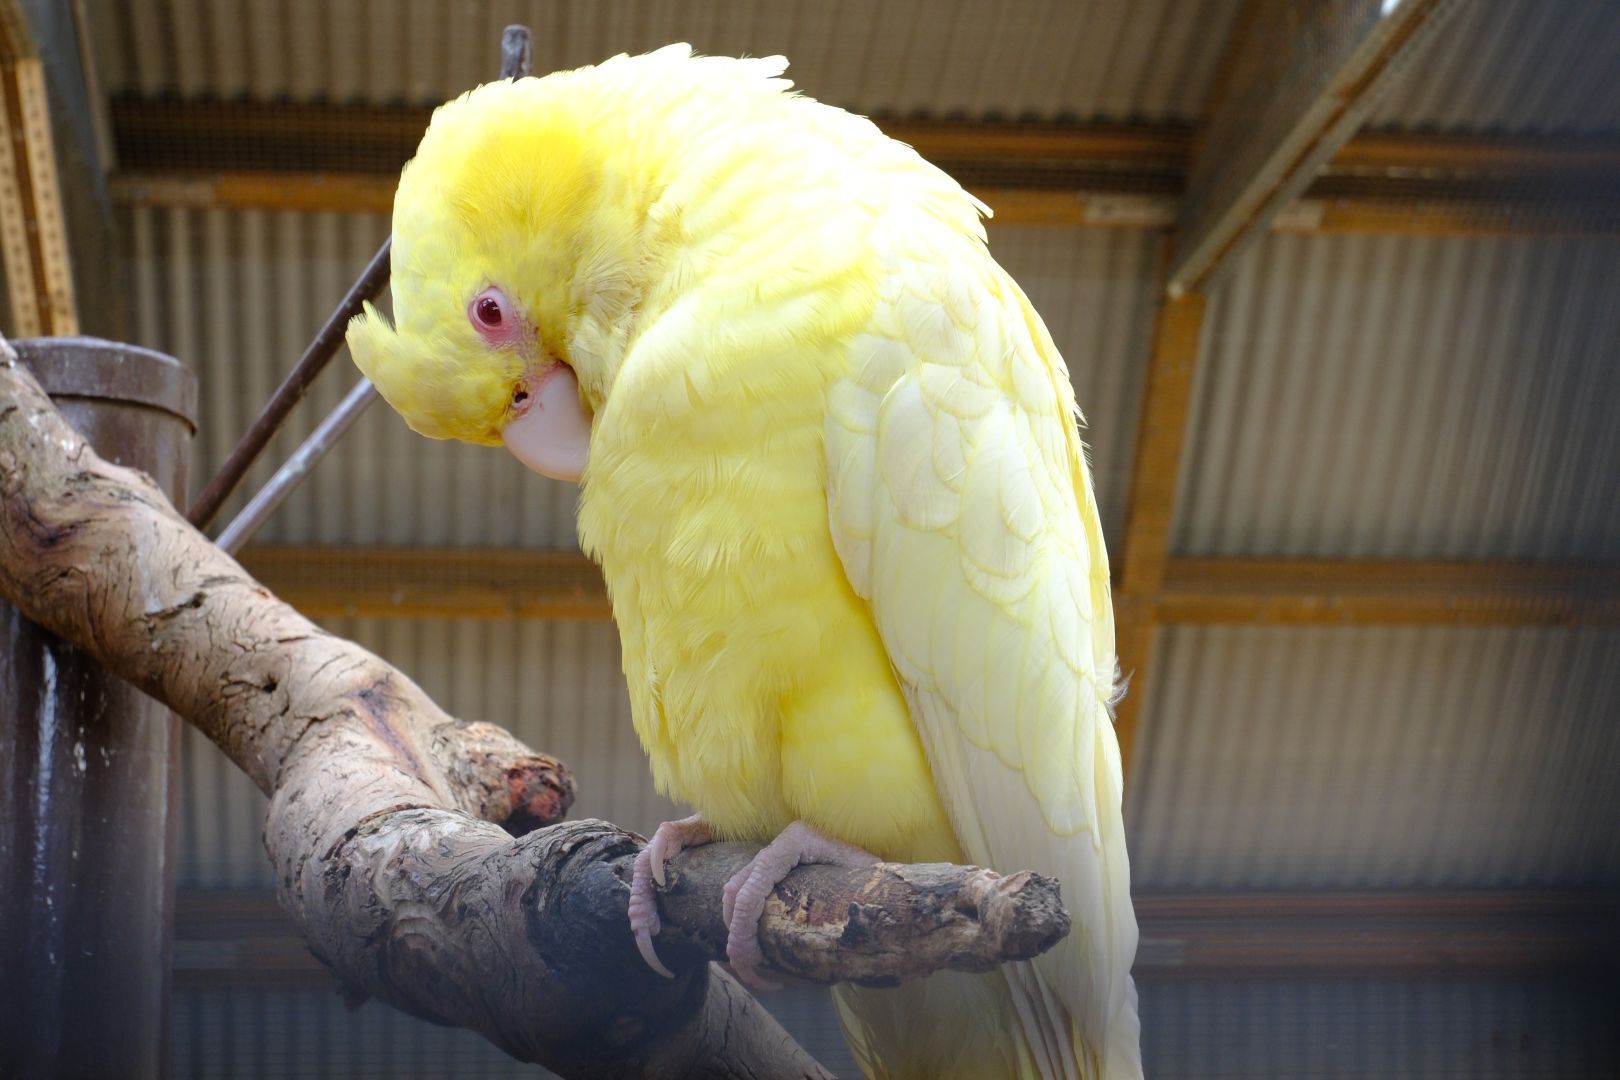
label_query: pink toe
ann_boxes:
[726,920,779,992]
[722,867,747,927]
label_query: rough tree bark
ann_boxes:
[0,336,1072,1077]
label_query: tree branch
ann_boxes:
[0,336,1070,1076]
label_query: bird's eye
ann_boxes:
[474,294,504,327]
[468,286,520,346]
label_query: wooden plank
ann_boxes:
[1160,558,1620,626]
[1111,290,1208,781]
[1112,0,1458,784]
[108,173,1181,228]
[1330,131,1620,176]
[102,93,1620,235]
[0,2,77,335]
[241,547,1620,628]
[17,0,118,338]
[237,546,612,621]
[107,95,1620,179]
[106,95,1194,177]
[1118,296,1208,597]
[172,888,1620,988]
[0,61,42,334]
[891,119,1189,172]
[107,173,1178,227]
[978,189,1177,228]
[110,171,398,215]
[109,173,1620,237]
[1280,195,1620,237]
[1169,0,1459,292]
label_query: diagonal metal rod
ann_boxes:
[207,25,534,552]
[187,239,390,529]
[214,378,378,554]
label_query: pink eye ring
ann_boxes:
[468,286,521,347]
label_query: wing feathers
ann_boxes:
[825,222,1140,1079]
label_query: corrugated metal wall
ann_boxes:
[171,983,861,1078]
[90,0,1238,122]
[127,204,1160,893]
[124,205,582,548]
[1140,975,1620,1079]
[1129,624,1620,891]
[122,206,1159,555]
[1370,0,1620,135]
[168,976,1620,1078]
[1173,231,1620,560]
[178,617,676,890]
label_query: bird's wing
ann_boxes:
[825,216,1141,1079]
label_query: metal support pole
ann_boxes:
[0,337,197,1079]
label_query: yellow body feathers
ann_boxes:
[349,45,1141,1079]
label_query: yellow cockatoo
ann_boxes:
[347,46,1140,1080]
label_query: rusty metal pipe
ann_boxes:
[0,337,197,1079]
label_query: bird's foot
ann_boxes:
[629,813,716,978]
[722,820,879,990]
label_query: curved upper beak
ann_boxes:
[501,363,593,483]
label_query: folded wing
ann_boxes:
[825,217,1141,1079]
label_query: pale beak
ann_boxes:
[501,363,592,483]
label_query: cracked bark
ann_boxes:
[0,336,1072,1077]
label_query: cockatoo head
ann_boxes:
[347,73,651,482]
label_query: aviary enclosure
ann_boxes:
[3,2,1619,1078]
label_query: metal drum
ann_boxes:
[0,337,197,1079]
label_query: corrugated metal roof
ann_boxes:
[1370,0,1620,136]
[178,617,679,890]
[1173,230,1620,560]
[1128,624,1620,891]
[91,1,1620,137]
[90,0,1237,123]
[122,206,1158,553]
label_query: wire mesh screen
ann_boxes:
[51,1,1620,1077]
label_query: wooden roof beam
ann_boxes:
[238,546,611,621]
[108,172,1620,237]
[1169,0,1459,293]
[1111,283,1207,782]
[235,547,1620,627]
[104,90,1620,235]
[1161,558,1620,626]
[173,888,1620,988]
[105,95,1620,179]
[1110,0,1457,784]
